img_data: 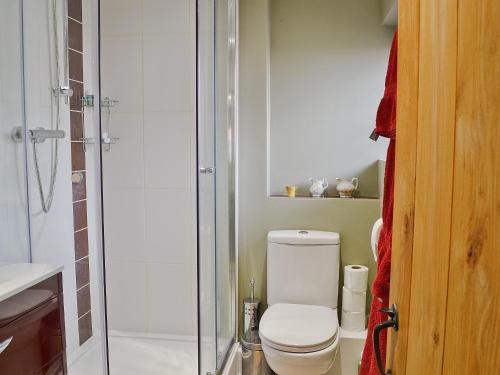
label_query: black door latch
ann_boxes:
[373,303,399,375]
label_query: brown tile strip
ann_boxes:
[69,80,83,110]
[69,50,83,82]
[73,200,88,231]
[75,257,90,290]
[70,111,83,141]
[77,285,91,317]
[71,142,85,171]
[74,228,89,260]
[78,312,93,345]
[68,0,82,22]
[68,0,92,346]
[68,18,83,52]
[72,172,87,201]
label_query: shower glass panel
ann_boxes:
[214,0,237,365]
[99,0,199,374]
[0,0,30,263]
[198,0,217,372]
[98,0,236,373]
[198,0,237,373]
[1,2,109,373]
[0,0,236,373]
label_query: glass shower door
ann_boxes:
[198,1,217,373]
[214,0,237,365]
[0,0,31,263]
[198,0,237,373]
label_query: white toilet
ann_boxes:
[260,230,341,375]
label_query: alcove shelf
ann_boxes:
[269,195,380,201]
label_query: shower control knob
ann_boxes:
[199,167,215,175]
[11,126,24,143]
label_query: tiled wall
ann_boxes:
[68,0,92,346]
[100,0,197,336]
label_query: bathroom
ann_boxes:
[0,1,498,375]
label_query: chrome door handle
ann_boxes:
[199,167,215,174]
[373,304,398,375]
[0,337,13,354]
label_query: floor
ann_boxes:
[70,335,198,375]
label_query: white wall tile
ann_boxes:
[144,189,193,264]
[142,0,190,35]
[103,188,145,262]
[144,111,192,189]
[101,36,143,114]
[102,113,144,189]
[101,0,197,338]
[102,112,144,188]
[146,263,194,335]
[106,260,148,332]
[143,34,194,112]
[100,0,142,36]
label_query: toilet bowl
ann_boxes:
[260,303,339,375]
[261,230,341,375]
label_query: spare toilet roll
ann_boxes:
[344,265,369,291]
[342,286,367,312]
[341,310,366,331]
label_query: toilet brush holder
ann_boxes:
[243,278,260,337]
[241,330,274,375]
[243,298,260,336]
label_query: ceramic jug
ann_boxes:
[308,178,328,197]
[336,177,359,198]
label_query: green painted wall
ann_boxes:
[238,0,382,336]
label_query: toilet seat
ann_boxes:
[260,303,338,353]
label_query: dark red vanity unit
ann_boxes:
[0,273,67,374]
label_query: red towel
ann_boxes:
[375,31,398,140]
[360,31,397,375]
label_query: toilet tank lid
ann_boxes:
[268,230,340,245]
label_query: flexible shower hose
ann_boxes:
[32,0,65,213]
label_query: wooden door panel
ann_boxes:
[442,0,500,373]
[391,0,499,374]
[388,0,420,372]
[405,0,458,374]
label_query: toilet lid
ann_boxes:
[259,303,338,353]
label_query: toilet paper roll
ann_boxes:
[341,310,366,331]
[344,265,369,291]
[342,286,367,313]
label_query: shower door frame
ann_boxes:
[197,0,239,374]
[94,0,238,374]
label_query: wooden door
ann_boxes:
[388,0,500,374]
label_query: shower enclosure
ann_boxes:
[0,0,237,374]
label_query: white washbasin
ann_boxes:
[0,262,63,303]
